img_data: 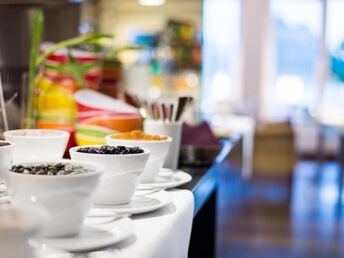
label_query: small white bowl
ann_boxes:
[7,160,103,238]
[0,204,48,258]
[69,146,150,205]
[4,129,70,162]
[0,141,14,182]
[106,135,172,183]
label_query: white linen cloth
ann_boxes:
[36,189,194,258]
[1,183,194,258]
[115,189,194,258]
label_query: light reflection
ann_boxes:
[138,0,166,6]
[275,75,304,105]
[319,183,339,205]
[290,162,340,242]
[30,195,37,203]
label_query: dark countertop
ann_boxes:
[179,134,242,216]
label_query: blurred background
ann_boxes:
[2,0,344,159]
[2,0,344,257]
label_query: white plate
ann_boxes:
[35,247,70,258]
[139,169,192,189]
[93,190,172,215]
[0,193,9,204]
[36,216,134,252]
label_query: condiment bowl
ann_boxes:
[4,129,70,162]
[69,146,150,205]
[7,160,102,238]
[106,135,172,182]
[0,204,48,258]
[0,141,14,183]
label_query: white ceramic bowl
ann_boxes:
[4,129,70,162]
[0,141,14,183]
[0,204,48,258]
[7,160,102,238]
[69,146,150,205]
[106,135,172,183]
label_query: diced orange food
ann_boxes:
[111,130,168,141]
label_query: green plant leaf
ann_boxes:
[106,44,145,58]
[66,50,86,87]
[26,9,44,129]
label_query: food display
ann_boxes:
[0,9,200,255]
[74,90,142,146]
[76,145,144,155]
[99,58,122,98]
[106,132,171,183]
[8,160,102,238]
[35,47,102,132]
[111,130,168,141]
[10,163,94,176]
[70,145,150,205]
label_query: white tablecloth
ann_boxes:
[115,189,194,258]
[3,186,194,258]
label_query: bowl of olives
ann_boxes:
[69,145,150,205]
[7,160,103,238]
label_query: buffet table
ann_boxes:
[113,190,194,258]
[38,135,242,258]
[120,136,241,258]
[183,134,242,258]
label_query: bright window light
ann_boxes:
[201,0,240,115]
[212,71,231,101]
[275,75,304,105]
[139,0,166,6]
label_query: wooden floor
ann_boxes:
[216,161,344,258]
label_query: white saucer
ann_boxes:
[93,190,172,215]
[0,194,9,204]
[139,169,192,189]
[35,247,70,258]
[36,216,134,252]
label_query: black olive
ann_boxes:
[76,145,144,155]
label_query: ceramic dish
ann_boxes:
[93,190,172,215]
[36,216,134,252]
[106,135,172,183]
[74,89,138,115]
[75,124,115,145]
[139,169,192,189]
[0,141,14,184]
[70,145,150,205]
[7,160,103,237]
[4,129,69,162]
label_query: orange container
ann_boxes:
[82,115,142,132]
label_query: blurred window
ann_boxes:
[201,0,241,116]
[268,0,322,118]
[321,0,344,121]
